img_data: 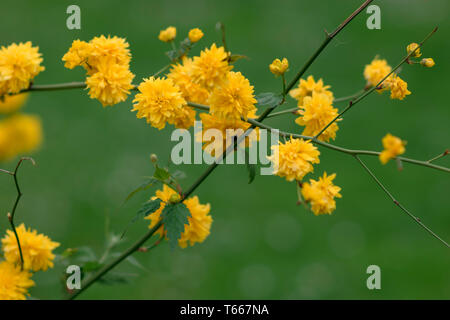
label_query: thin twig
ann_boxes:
[1,157,36,269]
[314,26,438,140]
[354,155,449,248]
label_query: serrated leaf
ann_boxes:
[256,92,283,109]
[154,166,170,181]
[125,178,160,202]
[162,203,191,249]
[135,198,163,221]
[121,198,163,239]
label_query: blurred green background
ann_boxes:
[1,0,449,299]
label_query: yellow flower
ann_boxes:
[267,137,320,182]
[188,28,204,43]
[406,43,421,58]
[61,39,93,70]
[191,44,232,90]
[88,35,131,69]
[145,185,212,248]
[132,77,187,130]
[86,60,135,106]
[421,58,435,68]
[209,71,257,120]
[197,113,258,156]
[0,93,29,114]
[62,36,131,74]
[2,223,60,272]
[364,58,392,88]
[167,57,210,105]
[173,106,197,130]
[289,75,333,105]
[0,42,45,95]
[158,26,177,42]
[269,58,289,76]
[379,133,406,164]
[386,74,411,100]
[0,114,42,162]
[301,172,342,215]
[295,92,340,142]
[0,261,34,300]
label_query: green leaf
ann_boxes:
[256,92,283,109]
[228,54,248,63]
[246,162,256,184]
[161,202,191,249]
[154,166,170,181]
[125,178,160,202]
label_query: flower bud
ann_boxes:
[150,154,158,163]
[269,58,289,76]
[420,58,435,68]
[158,26,176,42]
[406,43,421,58]
[188,28,204,43]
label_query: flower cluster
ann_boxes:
[145,185,212,248]
[0,224,59,299]
[0,45,43,163]
[0,113,42,162]
[62,35,135,106]
[133,27,258,155]
[0,42,45,96]
[301,172,342,215]
[267,138,320,182]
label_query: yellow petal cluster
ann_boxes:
[0,261,34,300]
[197,113,258,156]
[191,44,232,90]
[188,28,204,43]
[0,93,29,114]
[295,92,339,142]
[406,43,421,58]
[209,71,257,120]
[289,75,334,105]
[158,26,177,42]
[301,172,342,215]
[0,114,42,162]
[379,133,406,164]
[0,42,45,95]
[363,58,392,88]
[145,185,212,248]
[269,58,289,76]
[267,138,320,182]
[132,77,188,130]
[2,223,60,272]
[62,35,134,106]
